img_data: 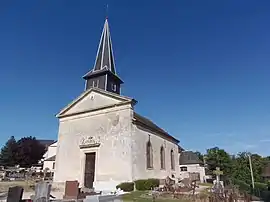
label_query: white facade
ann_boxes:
[43,142,57,172]
[179,164,206,183]
[53,88,180,191]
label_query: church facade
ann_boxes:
[53,19,180,191]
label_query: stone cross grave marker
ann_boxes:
[213,167,224,194]
[34,181,51,202]
[7,186,23,202]
[213,167,223,183]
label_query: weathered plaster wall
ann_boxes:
[179,164,206,183]
[66,91,122,115]
[131,121,180,180]
[53,104,133,191]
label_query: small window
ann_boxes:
[111,83,117,91]
[146,141,153,169]
[93,80,99,88]
[52,162,55,169]
[180,166,188,171]
[160,146,165,169]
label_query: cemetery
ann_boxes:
[0,2,269,202]
[0,168,268,202]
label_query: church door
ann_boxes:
[84,152,96,188]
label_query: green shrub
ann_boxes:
[232,179,250,193]
[135,178,159,190]
[116,182,134,192]
[254,182,267,191]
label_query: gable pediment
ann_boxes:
[57,88,136,118]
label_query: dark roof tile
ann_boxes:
[179,151,203,165]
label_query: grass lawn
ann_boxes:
[0,180,35,192]
[121,191,192,202]
[198,183,213,187]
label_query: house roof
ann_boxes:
[37,140,56,149]
[44,155,56,162]
[179,151,203,165]
[133,112,180,144]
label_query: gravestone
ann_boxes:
[34,181,51,202]
[7,186,23,202]
[63,180,80,200]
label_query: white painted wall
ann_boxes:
[179,164,206,183]
[43,161,55,171]
[54,103,133,191]
[43,142,57,160]
[67,91,122,115]
[131,123,180,180]
[53,90,181,191]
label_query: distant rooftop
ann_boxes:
[37,139,56,149]
[179,151,203,165]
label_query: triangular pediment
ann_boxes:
[57,88,136,118]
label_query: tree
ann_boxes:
[0,136,18,166]
[16,136,45,167]
[205,147,232,177]
[194,151,204,163]
[231,152,266,184]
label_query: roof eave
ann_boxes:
[132,117,179,144]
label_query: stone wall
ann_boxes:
[53,104,133,191]
[131,121,180,180]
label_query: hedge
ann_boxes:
[134,178,159,191]
[254,182,267,191]
[116,182,134,192]
[231,178,268,197]
[231,179,250,193]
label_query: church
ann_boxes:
[53,18,181,191]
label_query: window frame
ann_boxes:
[170,149,175,170]
[146,141,153,169]
[160,146,165,170]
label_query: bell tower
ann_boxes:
[83,18,123,94]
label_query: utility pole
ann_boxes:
[248,154,255,189]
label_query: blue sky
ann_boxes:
[0,0,270,156]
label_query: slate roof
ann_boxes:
[44,155,56,162]
[179,151,203,165]
[38,140,56,148]
[83,18,121,80]
[133,112,180,144]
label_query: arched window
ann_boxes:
[170,149,175,170]
[160,146,165,169]
[146,141,153,169]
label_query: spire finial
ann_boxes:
[106,4,109,19]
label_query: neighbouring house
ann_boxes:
[52,18,182,191]
[179,151,206,183]
[43,142,57,173]
[262,162,270,181]
[38,139,55,151]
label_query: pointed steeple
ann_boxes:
[92,18,116,73]
[83,19,123,94]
